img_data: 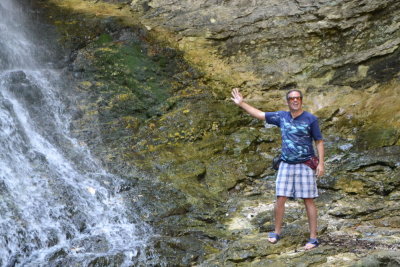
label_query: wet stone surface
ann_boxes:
[34,0,400,266]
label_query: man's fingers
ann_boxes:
[231,88,240,98]
[316,167,324,177]
[231,88,243,105]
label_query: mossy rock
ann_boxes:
[355,126,399,151]
[203,155,247,195]
[352,251,400,267]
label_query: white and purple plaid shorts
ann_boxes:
[276,162,318,199]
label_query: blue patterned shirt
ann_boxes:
[265,111,323,163]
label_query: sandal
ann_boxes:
[267,232,281,244]
[305,238,319,250]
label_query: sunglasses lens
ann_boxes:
[288,96,301,101]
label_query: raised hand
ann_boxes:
[231,88,243,105]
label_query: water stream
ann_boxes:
[0,0,155,266]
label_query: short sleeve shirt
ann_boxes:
[265,111,323,163]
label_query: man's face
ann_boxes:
[287,91,303,112]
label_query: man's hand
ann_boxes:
[316,162,324,177]
[231,88,243,105]
[230,88,266,120]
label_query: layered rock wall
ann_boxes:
[132,0,400,87]
[34,0,400,266]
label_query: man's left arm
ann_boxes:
[315,140,324,177]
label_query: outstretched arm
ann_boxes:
[231,88,265,121]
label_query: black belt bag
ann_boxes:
[272,154,282,171]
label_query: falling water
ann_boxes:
[0,0,155,266]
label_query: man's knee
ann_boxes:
[303,198,316,207]
[276,196,288,205]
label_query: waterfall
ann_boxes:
[0,0,155,266]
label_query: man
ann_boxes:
[231,88,324,250]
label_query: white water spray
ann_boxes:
[0,1,155,266]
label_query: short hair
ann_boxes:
[286,89,303,100]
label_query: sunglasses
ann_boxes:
[287,96,302,101]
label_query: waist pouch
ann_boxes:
[303,156,319,170]
[272,155,319,171]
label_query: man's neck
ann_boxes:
[290,109,303,118]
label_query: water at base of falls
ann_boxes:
[0,0,157,266]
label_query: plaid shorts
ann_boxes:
[276,162,318,199]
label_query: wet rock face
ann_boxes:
[37,0,400,266]
[129,0,400,150]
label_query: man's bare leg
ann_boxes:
[268,196,287,243]
[304,198,318,249]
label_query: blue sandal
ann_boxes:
[305,238,319,249]
[268,232,281,244]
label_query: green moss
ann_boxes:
[96,33,113,45]
[355,126,399,151]
[90,42,178,118]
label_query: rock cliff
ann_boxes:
[34,0,400,266]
